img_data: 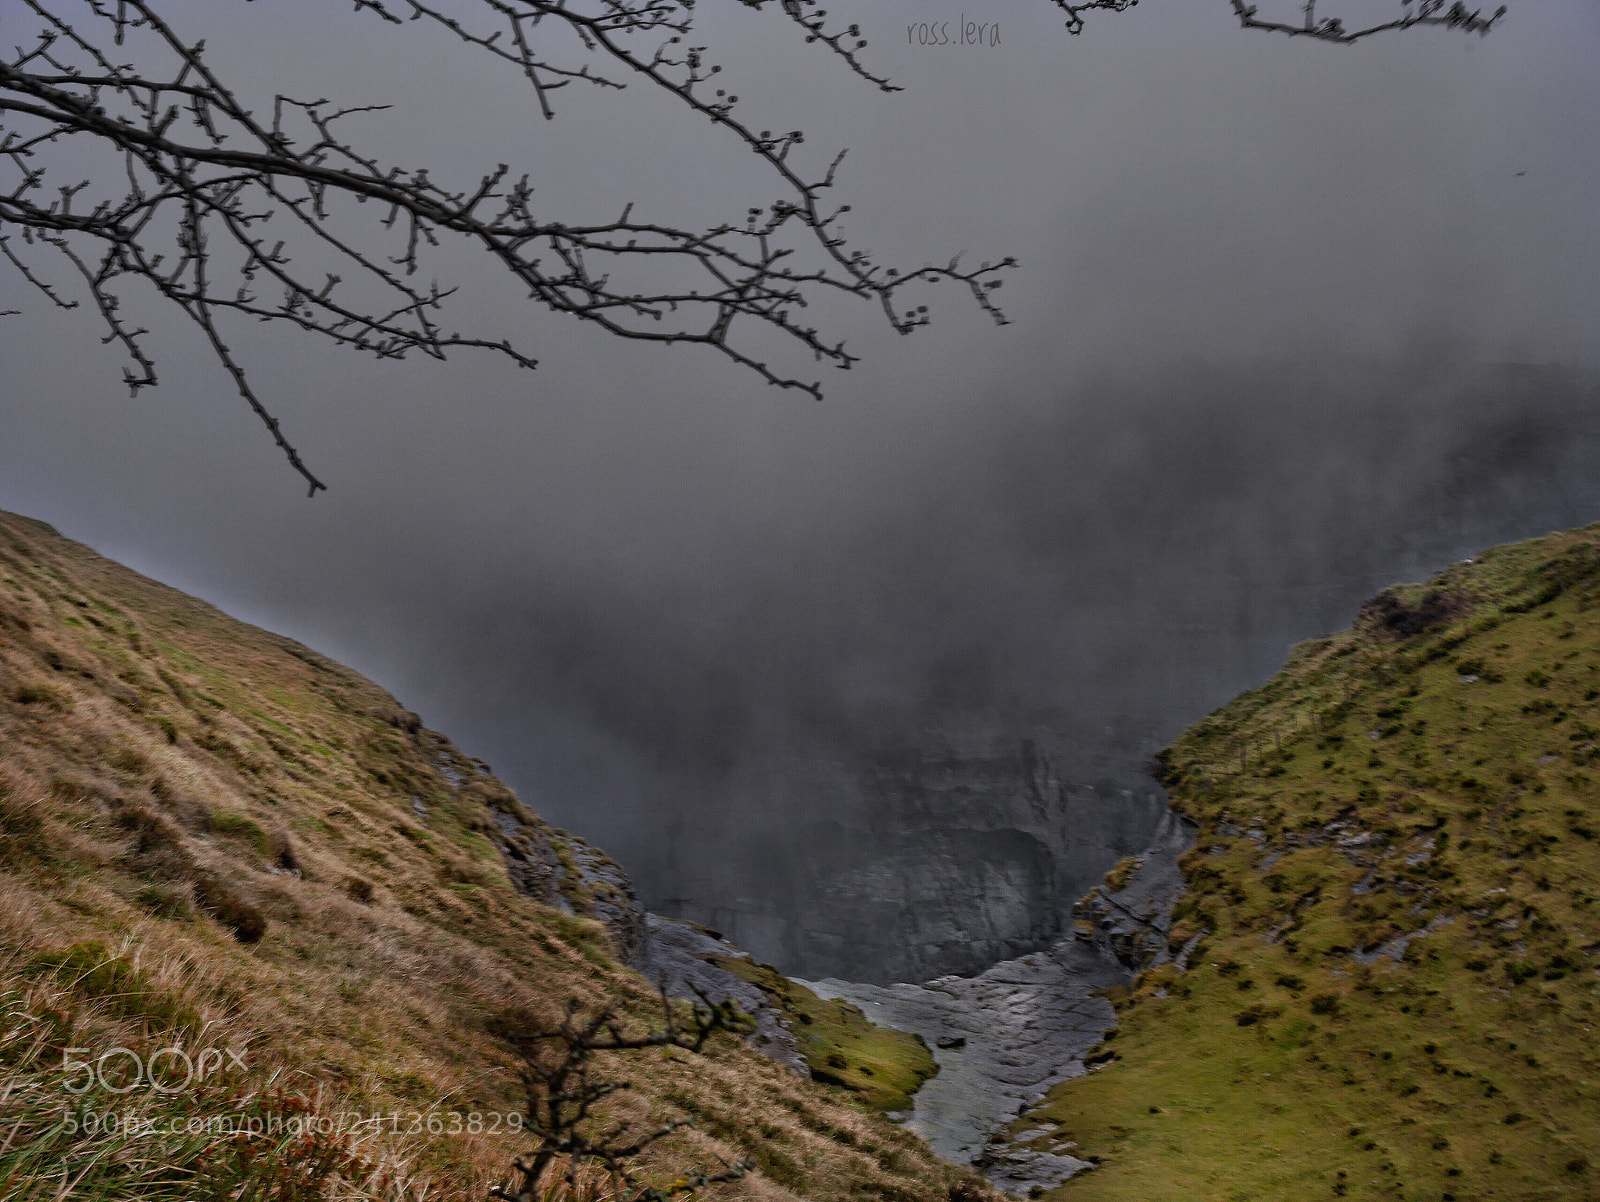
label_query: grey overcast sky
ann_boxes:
[3,1,1599,906]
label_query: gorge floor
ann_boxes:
[799,808,1194,1195]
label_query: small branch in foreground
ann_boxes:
[1227,0,1506,43]
[1051,0,1507,42]
[491,987,756,1202]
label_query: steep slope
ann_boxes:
[0,510,991,1201]
[1020,524,1600,1199]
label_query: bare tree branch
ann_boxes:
[1,0,1508,492]
[1050,0,1140,37]
[1227,0,1507,44]
[1,0,1013,493]
[491,988,756,1201]
[1051,0,1507,42]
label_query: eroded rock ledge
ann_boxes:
[485,792,809,1073]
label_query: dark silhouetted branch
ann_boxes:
[1052,0,1507,42]
[492,987,756,1201]
[1227,0,1506,43]
[2,0,1508,490]
[1,0,1013,492]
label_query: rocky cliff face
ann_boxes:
[406,362,1600,992]
[649,728,1172,983]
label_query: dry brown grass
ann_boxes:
[0,510,994,1202]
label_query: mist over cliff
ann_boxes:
[402,355,1600,977]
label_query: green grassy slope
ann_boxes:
[0,510,994,1202]
[1026,523,1600,1201]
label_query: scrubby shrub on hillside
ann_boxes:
[1103,856,1140,892]
[116,802,191,879]
[134,882,194,919]
[193,872,267,942]
[1360,588,1466,639]
[0,780,52,868]
[209,807,273,856]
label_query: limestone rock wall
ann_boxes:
[654,730,1171,983]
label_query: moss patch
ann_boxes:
[711,955,939,1112]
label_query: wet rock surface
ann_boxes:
[567,840,650,964]
[481,789,650,960]
[984,1141,1099,1197]
[802,809,1195,1195]
[489,806,569,910]
[1074,808,1195,974]
[486,796,808,1073]
[802,940,1123,1171]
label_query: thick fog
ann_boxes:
[3,1,1598,974]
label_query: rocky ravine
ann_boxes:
[803,808,1194,1195]
[486,741,1193,1195]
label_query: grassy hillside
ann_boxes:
[0,510,993,1202]
[1022,524,1600,1200]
